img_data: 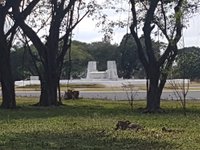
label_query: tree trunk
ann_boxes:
[146,80,161,112]
[0,47,16,109]
[0,22,16,109]
[39,79,58,106]
[145,66,162,113]
[38,69,58,106]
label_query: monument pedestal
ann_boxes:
[86,61,119,80]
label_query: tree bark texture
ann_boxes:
[0,57,16,109]
[146,66,161,112]
[39,63,59,106]
[0,24,16,109]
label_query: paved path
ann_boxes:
[2,90,199,100]
[80,91,200,100]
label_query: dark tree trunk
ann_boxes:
[0,42,16,109]
[1,65,16,109]
[39,76,58,106]
[0,9,16,108]
[39,79,58,106]
[38,60,59,106]
[145,65,162,113]
[146,79,161,112]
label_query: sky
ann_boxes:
[73,12,200,48]
[182,15,200,47]
[73,17,127,45]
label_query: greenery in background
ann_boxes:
[11,39,200,81]
[0,98,200,149]
[10,38,144,80]
[87,41,120,71]
[11,45,37,81]
[173,47,200,80]
[62,41,93,79]
[11,40,121,80]
[119,34,163,79]
[62,41,120,79]
[119,34,144,79]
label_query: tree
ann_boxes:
[0,0,43,108]
[119,34,138,79]
[129,0,200,112]
[0,0,17,108]
[173,47,200,80]
[119,33,160,79]
[13,0,96,106]
[99,0,199,112]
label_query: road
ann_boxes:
[80,91,200,100]
[4,79,198,100]
[2,90,199,100]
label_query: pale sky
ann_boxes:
[182,15,200,47]
[73,13,200,48]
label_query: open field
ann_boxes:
[0,98,200,149]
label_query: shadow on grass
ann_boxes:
[0,102,136,121]
[0,130,176,150]
[0,99,200,121]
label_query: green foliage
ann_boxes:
[62,41,93,79]
[0,98,200,149]
[87,41,120,71]
[119,34,143,79]
[118,34,161,79]
[11,45,37,81]
[173,47,200,80]
[11,38,161,80]
[12,40,121,80]
[56,40,120,79]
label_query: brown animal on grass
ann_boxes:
[115,120,144,131]
[64,90,79,100]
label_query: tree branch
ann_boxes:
[174,0,184,43]
[143,0,159,63]
[129,0,148,70]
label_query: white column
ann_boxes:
[107,61,118,80]
[86,61,97,79]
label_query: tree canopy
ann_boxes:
[97,0,200,112]
[11,0,97,106]
[173,47,200,80]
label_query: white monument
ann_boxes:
[86,61,118,80]
[30,76,39,80]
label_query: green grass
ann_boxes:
[0,98,200,149]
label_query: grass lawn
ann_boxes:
[0,98,200,149]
